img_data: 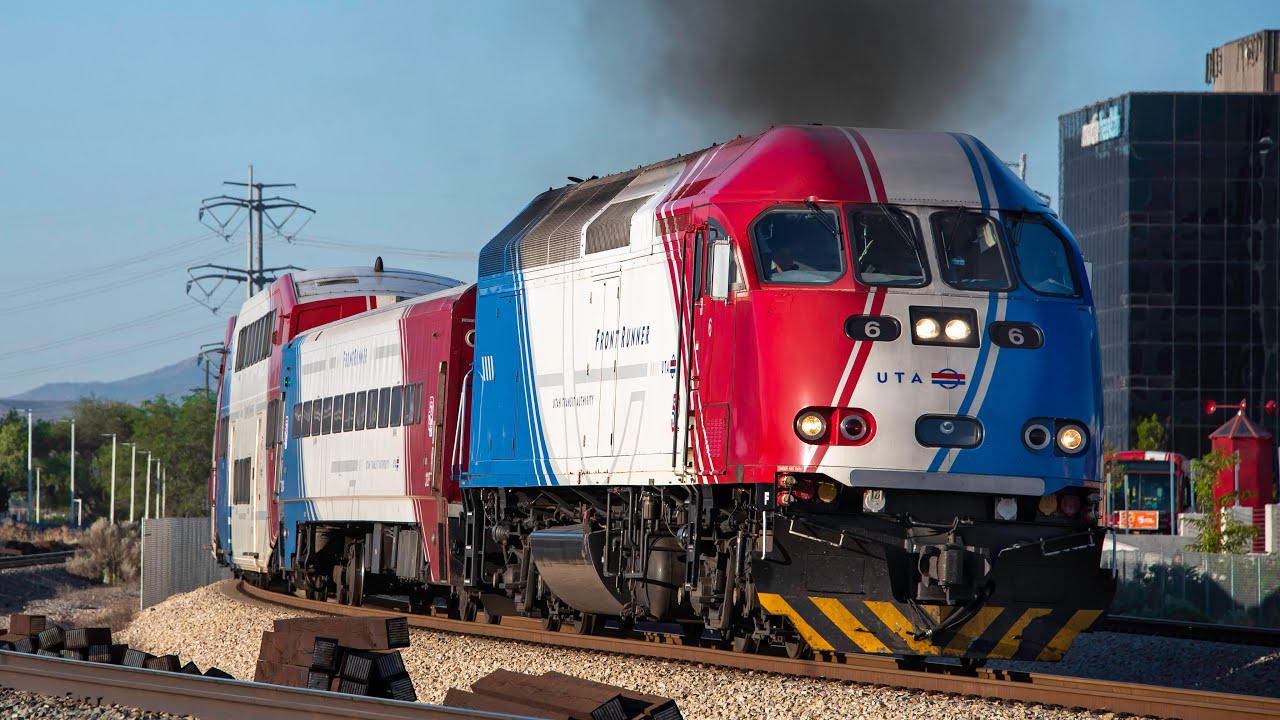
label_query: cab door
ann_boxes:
[684,208,737,477]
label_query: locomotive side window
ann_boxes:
[321,396,334,435]
[343,392,356,432]
[751,207,845,285]
[368,388,381,429]
[291,403,303,440]
[847,207,928,287]
[1005,217,1081,297]
[354,391,367,431]
[930,211,1014,291]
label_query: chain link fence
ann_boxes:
[140,517,232,609]
[1104,548,1280,626]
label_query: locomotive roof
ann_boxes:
[478,126,1051,279]
[555,125,1049,212]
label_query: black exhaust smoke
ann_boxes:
[582,0,1048,134]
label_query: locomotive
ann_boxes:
[212,125,1115,662]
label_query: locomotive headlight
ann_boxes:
[1056,425,1086,454]
[944,319,971,341]
[795,411,828,442]
[914,317,940,340]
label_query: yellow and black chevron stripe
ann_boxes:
[758,592,1102,661]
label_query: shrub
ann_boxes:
[66,519,139,584]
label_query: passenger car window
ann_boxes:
[752,207,844,285]
[847,207,928,287]
[1006,218,1081,297]
[931,211,1014,291]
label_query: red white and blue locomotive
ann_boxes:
[212,125,1115,662]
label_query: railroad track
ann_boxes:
[0,550,74,570]
[232,580,1280,720]
[0,647,515,720]
[1096,614,1280,648]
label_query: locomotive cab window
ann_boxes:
[751,206,844,285]
[1005,216,1082,297]
[847,206,928,287]
[931,210,1014,291]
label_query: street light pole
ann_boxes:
[35,468,40,524]
[161,465,167,518]
[144,453,153,520]
[102,433,117,524]
[24,409,32,524]
[69,419,76,527]
[122,443,137,523]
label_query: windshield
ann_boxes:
[1110,475,1172,512]
[1006,216,1081,297]
[847,206,928,287]
[752,207,844,285]
[930,211,1014,291]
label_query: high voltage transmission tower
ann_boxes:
[187,166,316,312]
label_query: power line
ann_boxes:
[0,244,238,315]
[291,235,477,261]
[0,232,218,301]
[0,305,198,362]
[2,323,225,380]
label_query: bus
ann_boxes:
[1106,451,1188,533]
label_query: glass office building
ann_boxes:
[1060,92,1280,458]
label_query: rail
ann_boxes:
[232,580,1280,720]
[1096,614,1280,647]
[0,550,74,570]
[0,648,531,720]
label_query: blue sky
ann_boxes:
[0,2,1276,397]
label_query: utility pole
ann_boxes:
[146,453,154,515]
[102,433,117,524]
[24,409,32,524]
[34,468,40,524]
[123,442,137,523]
[160,465,167,518]
[187,168,314,312]
[69,419,75,527]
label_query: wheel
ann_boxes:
[784,636,811,660]
[541,615,561,632]
[574,613,596,636]
[346,544,365,607]
[732,633,759,654]
[458,593,478,622]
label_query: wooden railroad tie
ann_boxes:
[1,613,233,680]
[253,616,417,701]
[445,669,682,720]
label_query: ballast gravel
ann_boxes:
[115,582,1280,720]
[0,687,197,720]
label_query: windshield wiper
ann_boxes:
[804,199,840,239]
[875,204,926,273]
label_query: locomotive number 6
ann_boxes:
[845,315,901,342]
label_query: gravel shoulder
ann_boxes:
[0,687,196,720]
[0,565,139,632]
[119,583,1123,720]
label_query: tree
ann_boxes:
[1,391,215,525]
[1134,414,1165,451]
[1185,448,1260,554]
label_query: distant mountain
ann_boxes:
[0,360,208,420]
